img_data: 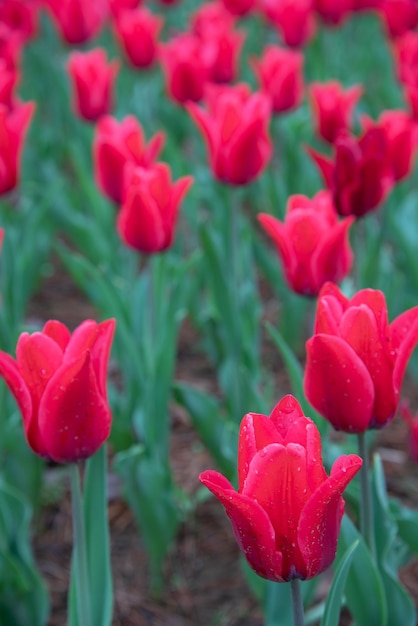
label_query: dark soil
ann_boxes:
[28,260,418,626]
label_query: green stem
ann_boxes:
[357,432,376,559]
[70,462,92,626]
[290,579,305,626]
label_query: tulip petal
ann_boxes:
[243,442,309,580]
[0,351,34,449]
[258,212,295,284]
[304,334,375,432]
[305,146,334,189]
[312,216,354,294]
[42,320,72,352]
[39,352,111,463]
[391,308,418,399]
[269,394,305,437]
[238,412,282,490]
[298,453,362,578]
[200,469,284,581]
[339,305,396,427]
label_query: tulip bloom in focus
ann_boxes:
[0,319,115,463]
[0,100,35,195]
[304,283,418,433]
[187,83,272,185]
[93,115,165,204]
[307,126,393,217]
[309,81,363,144]
[67,48,119,122]
[117,163,193,254]
[252,45,304,114]
[113,7,162,69]
[258,191,354,296]
[200,395,362,582]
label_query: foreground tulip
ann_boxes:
[67,48,119,122]
[187,83,272,185]
[258,191,354,296]
[200,394,362,582]
[252,45,304,114]
[117,163,193,254]
[304,283,418,433]
[0,319,115,463]
[93,114,165,203]
[0,100,35,195]
[307,126,393,217]
[309,81,363,144]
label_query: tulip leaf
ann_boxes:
[113,445,180,593]
[320,539,358,626]
[336,515,387,626]
[390,501,418,554]
[265,322,328,437]
[0,481,49,626]
[173,382,238,479]
[371,455,416,626]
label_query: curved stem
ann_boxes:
[290,578,305,626]
[70,462,92,626]
[357,432,376,559]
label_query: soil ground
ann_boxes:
[28,260,418,626]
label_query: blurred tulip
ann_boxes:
[252,45,304,114]
[44,0,108,45]
[117,163,193,254]
[0,100,35,195]
[191,1,236,34]
[200,394,362,582]
[394,32,418,119]
[93,114,165,203]
[0,319,115,463]
[108,0,140,19]
[261,0,315,48]
[309,81,363,143]
[304,283,418,432]
[378,0,418,38]
[220,0,256,16]
[160,33,213,103]
[113,7,162,69]
[258,191,354,296]
[0,23,23,69]
[187,83,272,185]
[314,0,354,24]
[307,126,393,217]
[199,22,245,84]
[0,0,38,43]
[361,110,417,181]
[0,59,19,109]
[67,48,119,123]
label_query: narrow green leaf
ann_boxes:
[321,540,358,626]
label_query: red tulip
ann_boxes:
[0,59,19,109]
[361,110,417,182]
[252,45,304,114]
[187,83,272,185]
[258,191,354,296]
[304,283,418,433]
[113,7,162,69]
[108,0,140,19]
[191,2,236,35]
[309,81,363,144]
[378,0,418,39]
[44,0,108,45]
[200,394,362,582]
[307,126,393,217]
[160,33,213,104]
[0,100,35,195]
[314,0,354,25]
[117,163,193,254]
[220,0,256,16]
[261,0,315,48]
[93,115,165,204]
[0,0,38,43]
[67,48,119,123]
[196,20,245,84]
[0,319,115,463]
[394,32,418,120]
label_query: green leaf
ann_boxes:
[321,540,358,626]
[337,515,387,626]
[113,445,180,593]
[173,382,237,479]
